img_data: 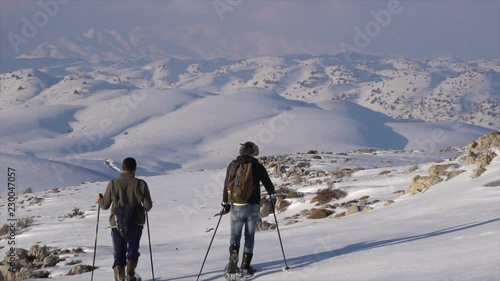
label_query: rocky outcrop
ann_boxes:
[408,175,443,195]
[0,245,90,280]
[467,131,499,178]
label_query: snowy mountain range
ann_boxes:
[3,28,500,130]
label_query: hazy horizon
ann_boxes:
[0,0,499,60]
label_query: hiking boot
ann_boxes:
[241,252,256,277]
[226,244,240,274]
[126,260,138,281]
[113,265,125,281]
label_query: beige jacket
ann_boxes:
[98,173,153,227]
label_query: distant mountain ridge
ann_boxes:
[3,30,499,129]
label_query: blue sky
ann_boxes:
[0,0,498,60]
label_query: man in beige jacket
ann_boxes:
[97,157,153,281]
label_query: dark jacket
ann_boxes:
[98,173,153,227]
[223,155,275,205]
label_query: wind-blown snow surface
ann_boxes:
[1,149,499,281]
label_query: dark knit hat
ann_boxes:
[122,157,137,172]
[239,142,259,156]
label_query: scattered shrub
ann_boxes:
[16,216,34,229]
[310,187,347,205]
[0,224,9,236]
[292,175,304,185]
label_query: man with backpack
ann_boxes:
[221,142,275,278]
[96,157,153,281]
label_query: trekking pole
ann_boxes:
[146,212,155,281]
[91,204,100,281]
[196,207,224,281]
[270,195,290,271]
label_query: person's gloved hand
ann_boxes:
[221,202,231,215]
[269,194,276,213]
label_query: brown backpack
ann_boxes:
[227,161,254,204]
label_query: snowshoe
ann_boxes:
[224,250,240,281]
[241,266,257,279]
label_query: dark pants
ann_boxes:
[111,225,143,268]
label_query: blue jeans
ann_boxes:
[230,204,260,254]
[111,225,143,268]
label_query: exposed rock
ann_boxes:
[311,155,322,160]
[299,209,310,217]
[428,164,452,178]
[43,255,58,267]
[31,270,50,278]
[471,167,487,179]
[334,212,346,218]
[359,195,370,201]
[307,150,318,154]
[28,245,49,261]
[345,204,360,216]
[446,170,465,181]
[362,206,374,213]
[67,264,94,276]
[285,220,299,225]
[307,209,333,219]
[275,198,291,213]
[475,131,500,150]
[286,191,304,198]
[407,175,442,195]
[256,220,276,231]
[384,200,395,206]
[472,151,497,178]
[393,190,406,195]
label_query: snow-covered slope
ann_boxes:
[1,147,498,281]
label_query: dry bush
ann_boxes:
[16,216,34,230]
[330,168,354,179]
[0,224,9,236]
[310,187,347,205]
[378,170,391,175]
[292,175,304,185]
[23,188,33,194]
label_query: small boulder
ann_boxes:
[307,209,333,219]
[345,204,360,216]
[67,264,94,276]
